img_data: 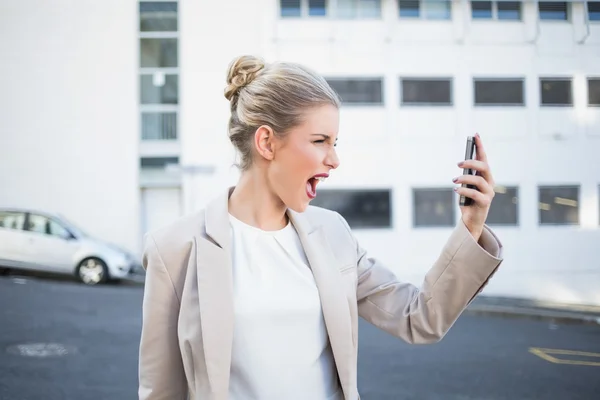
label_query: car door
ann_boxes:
[0,210,30,267]
[22,213,80,273]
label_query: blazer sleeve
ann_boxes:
[337,213,503,344]
[138,233,188,400]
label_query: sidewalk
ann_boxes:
[466,295,600,325]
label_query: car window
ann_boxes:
[27,214,71,239]
[0,211,26,231]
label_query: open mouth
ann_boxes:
[306,175,328,199]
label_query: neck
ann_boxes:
[228,168,288,231]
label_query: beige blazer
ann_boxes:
[138,187,503,400]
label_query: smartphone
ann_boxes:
[459,136,477,207]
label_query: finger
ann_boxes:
[453,174,494,195]
[457,159,492,182]
[454,186,492,208]
[474,133,489,164]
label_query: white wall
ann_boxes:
[0,0,140,253]
[180,0,600,305]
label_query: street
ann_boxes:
[0,274,599,400]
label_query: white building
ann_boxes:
[1,0,599,305]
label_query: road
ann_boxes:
[0,274,599,400]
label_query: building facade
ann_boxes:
[2,0,600,305]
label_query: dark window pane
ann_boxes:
[326,78,383,104]
[142,112,177,140]
[498,1,521,20]
[487,186,518,225]
[471,1,492,19]
[398,0,420,17]
[141,74,178,104]
[140,38,178,68]
[0,211,25,230]
[310,189,391,228]
[588,78,600,106]
[538,186,579,225]
[281,0,301,17]
[540,78,572,106]
[309,0,326,16]
[140,2,178,32]
[589,2,600,21]
[474,79,524,105]
[401,78,452,105]
[539,2,568,20]
[413,188,454,227]
[140,157,179,169]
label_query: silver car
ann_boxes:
[0,207,141,285]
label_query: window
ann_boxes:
[26,215,71,239]
[471,1,521,20]
[140,156,180,169]
[589,2,600,21]
[281,0,302,17]
[413,188,455,227]
[588,78,600,106]
[139,1,178,141]
[538,186,579,225]
[326,78,384,105]
[539,2,569,21]
[142,112,177,140]
[474,78,525,106]
[139,2,178,31]
[540,78,572,106]
[487,186,518,225]
[398,0,452,20]
[400,78,452,106]
[140,38,178,68]
[337,0,382,18]
[310,189,392,228]
[140,74,179,104]
[0,211,25,231]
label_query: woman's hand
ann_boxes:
[452,133,495,242]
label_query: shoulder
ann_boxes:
[142,210,206,271]
[302,205,356,251]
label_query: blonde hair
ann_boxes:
[224,55,340,171]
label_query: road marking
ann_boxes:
[529,347,600,367]
[6,343,77,358]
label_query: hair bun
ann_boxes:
[224,55,266,102]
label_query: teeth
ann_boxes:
[315,176,327,182]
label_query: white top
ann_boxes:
[228,214,343,400]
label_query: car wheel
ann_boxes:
[76,258,109,285]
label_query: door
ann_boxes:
[22,213,80,272]
[0,211,29,267]
[141,187,182,236]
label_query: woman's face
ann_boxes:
[267,104,340,213]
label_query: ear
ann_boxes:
[254,125,276,162]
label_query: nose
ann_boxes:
[325,147,340,170]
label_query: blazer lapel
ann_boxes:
[195,188,234,396]
[288,210,354,398]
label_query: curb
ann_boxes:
[465,305,600,326]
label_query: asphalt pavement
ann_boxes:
[0,274,599,400]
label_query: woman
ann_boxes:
[138,55,503,400]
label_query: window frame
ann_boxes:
[539,77,573,107]
[326,77,385,106]
[538,1,570,21]
[279,0,383,19]
[399,77,453,106]
[470,0,522,21]
[398,0,453,21]
[537,185,580,226]
[412,187,456,228]
[473,77,526,107]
